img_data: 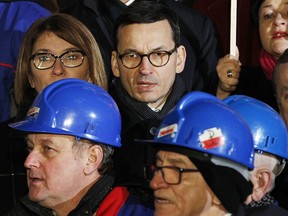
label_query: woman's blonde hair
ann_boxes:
[15,13,108,106]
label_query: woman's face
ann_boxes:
[29,31,90,93]
[259,0,288,59]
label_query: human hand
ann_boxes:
[216,48,241,99]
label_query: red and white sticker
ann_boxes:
[27,106,40,119]
[199,127,224,149]
[157,123,178,138]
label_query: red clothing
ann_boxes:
[259,49,277,80]
[96,187,130,215]
[96,186,154,216]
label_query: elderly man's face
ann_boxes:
[275,62,288,126]
[150,150,216,216]
[24,134,91,208]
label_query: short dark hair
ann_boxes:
[272,48,288,92]
[112,0,181,50]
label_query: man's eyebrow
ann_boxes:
[119,48,138,53]
[156,153,187,165]
[120,46,168,54]
[25,135,55,144]
[167,157,187,165]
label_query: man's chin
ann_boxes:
[28,190,45,204]
[135,95,159,105]
[155,206,179,216]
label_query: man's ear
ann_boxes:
[212,193,222,206]
[84,145,103,175]
[175,45,186,74]
[251,168,271,202]
[211,193,228,213]
[111,51,120,77]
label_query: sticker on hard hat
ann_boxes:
[27,106,40,119]
[158,123,178,138]
[199,127,224,149]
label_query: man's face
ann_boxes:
[275,62,288,126]
[111,20,186,109]
[150,151,215,216]
[24,134,90,208]
[259,0,288,58]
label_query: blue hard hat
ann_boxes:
[224,95,288,160]
[9,78,121,147]
[151,91,254,170]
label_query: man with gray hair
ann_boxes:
[225,95,288,215]
[143,91,255,215]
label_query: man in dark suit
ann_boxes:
[59,0,222,93]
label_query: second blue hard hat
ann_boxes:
[151,91,254,170]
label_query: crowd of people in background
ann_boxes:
[1,0,288,215]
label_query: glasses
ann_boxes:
[144,165,199,185]
[30,50,86,70]
[118,46,177,69]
